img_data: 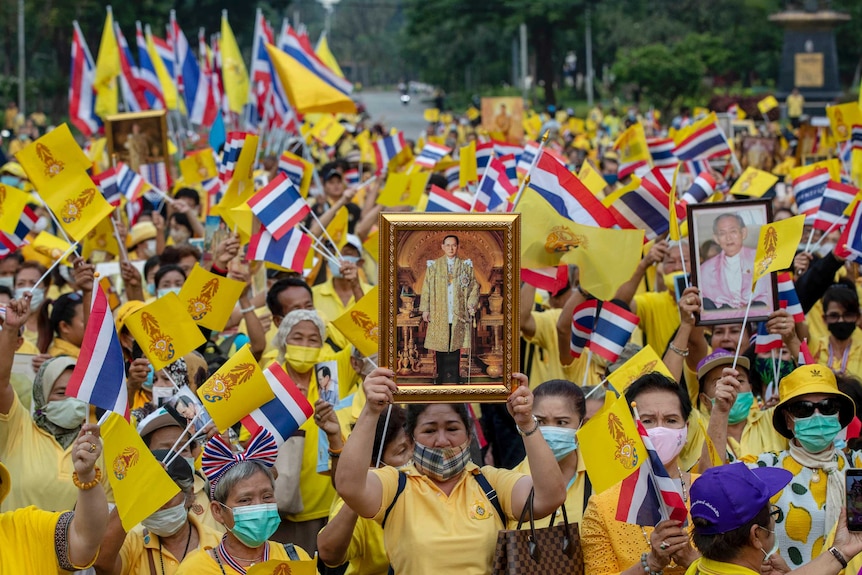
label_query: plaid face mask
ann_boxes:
[413,438,472,481]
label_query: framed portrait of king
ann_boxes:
[688,199,778,326]
[105,110,170,191]
[379,213,520,403]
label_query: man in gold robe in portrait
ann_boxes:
[419,235,480,384]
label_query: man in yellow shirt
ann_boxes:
[786,87,805,129]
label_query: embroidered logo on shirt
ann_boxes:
[470,499,494,520]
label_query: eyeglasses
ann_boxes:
[824,312,859,323]
[786,398,841,419]
[769,504,780,520]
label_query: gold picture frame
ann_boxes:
[105,110,169,185]
[379,212,520,403]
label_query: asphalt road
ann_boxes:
[357,90,429,141]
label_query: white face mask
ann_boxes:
[152,386,176,407]
[15,286,44,309]
[141,502,188,537]
[0,276,13,289]
[34,216,49,233]
[43,397,88,429]
[157,287,182,299]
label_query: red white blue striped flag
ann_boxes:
[492,140,522,162]
[415,142,451,169]
[608,168,673,241]
[247,227,312,272]
[777,272,804,322]
[517,140,541,176]
[590,301,639,362]
[69,21,101,137]
[681,172,716,206]
[475,157,517,212]
[242,363,314,446]
[521,266,568,293]
[571,300,598,358]
[793,168,831,219]
[426,185,471,213]
[528,152,616,227]
[247,173,310,240]
[673,120,731,161]
[754,321,783,354]
[116,163,146,202]
[0,207,38,257]
[647,137,677,168]
[373,132,406,174]
[93,167,121,206]
[814,180,857,232]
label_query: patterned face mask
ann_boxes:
[413,438,472,481]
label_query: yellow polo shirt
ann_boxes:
[372,463,525,575]
[510,454,587,526]
[120,513,222,575]
[323,496,389,575]
[191,474,224,534]
[814,329,862,379]
[523,308,604,387]
[312,280,374,350]
[0,506,96,572]
[0,393,112,512]
[175,541,311,574]
[633,290,679,355]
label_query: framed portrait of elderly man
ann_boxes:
[688,199,778,326]
[379,213,520,403]
[105,110,170,190]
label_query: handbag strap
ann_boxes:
[381,471,408,529]
[282,543,300,561]
[472,470,506,526]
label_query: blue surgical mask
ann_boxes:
[157,287,181,298]
[603,173,618,185]
[792,413,843,453]
[538,426,579,461]
[727,391,754,425]
[0,276,12,289]
[146,282,156,296]
[142,366,154,391]
[223,503,280,547]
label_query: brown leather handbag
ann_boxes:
[492,489,585,575]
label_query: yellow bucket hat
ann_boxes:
[114,300,146,334]
[772,365,855,439]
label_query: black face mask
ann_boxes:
[828,321,857,341]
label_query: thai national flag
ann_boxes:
[194,28,218,127]
[517,141,541,176]
[521,266,568,294]
[277,24,353,97]
[276,152,307,189]
[474,157,517,213]
[170,11,208,125]
[426,185,471,213]
[608,167,674,242]
[498,154,518,186]
[837,202,862,264]
[476,142,495,170]
[647,138,678,168]
[528,151,617,227]
[415,143,451,169]
[93,167,121,206]
[151,29,175,80]
[140,163,169,197]
[247,228,312,272]
[247,173,310,240]
[248,9,275,122]
[570,300,598,359]
[242,363,314,446]
[673,121,731,161]
[219,132,248,184]
[590,301,639,362]
[114,23,146,112]
[793,167,831,218]
[69,21,101,138]
[0,207,38,257]
[493,141,523,163]
[373,132,406,174]
[445,165,460,192]
[681,172,716,206]
[344,168,360,186]
[66,283,130,421]
[777,272,804,322]
[814,180,857,232]
[615,420,688,526]
[116,163,146,202]
[754,321,783,354]
[135,22,164,108]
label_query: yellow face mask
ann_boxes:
[284,344,321,374]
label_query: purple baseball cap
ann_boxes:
[696,348,749,380]
[690,463,792,535]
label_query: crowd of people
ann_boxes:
[2,91,862,575]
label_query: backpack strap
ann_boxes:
[282,542,300,561]
[472,470,505,526]
[381,471,407,529]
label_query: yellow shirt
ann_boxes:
[175,541,311,574]
[509,454,587,527]
[323,496,389,575]
[0,506,96,572]
[0,393,112,512]
[523,308,604,387]
[191,474,225,534]
[48,337,81,358]
[581,475,698,575]
[814,329,862,379]
[690,408,787,464]
[120,513,223,575]
[372,462,525,575]
[312,280,374,350]
[786,94,804,118]
[633,291,679,355]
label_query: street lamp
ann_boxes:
[317,0,341,36]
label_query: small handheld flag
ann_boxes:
[242,363,314,446]
[570,300,598,358]
[247,173,310,240]
[590,301,640,363]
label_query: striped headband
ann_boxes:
[202,428,279,498]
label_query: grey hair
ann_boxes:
[212,461,275,504]
[272,309,325,363]
[712,213,745,234]
[667,239,689,249]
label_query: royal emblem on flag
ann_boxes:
[113,447,140,480]
[350,310,379,343]
[610,413,639,469]
[200,362,256,403]
[187,278,219,320]
[141,312,175,362]
[755,226,779,278]
[61,187,97,224]
[37,143,65,177]
[544,226,588,253]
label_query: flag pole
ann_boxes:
[803,227,815,254]
[30,243,80,292]
[810,221,840,252]
[162,413,203,464]
[731,292,755,370]
[581,349,592,388]
[375,404,393,468]
[632,402,672,522]
[510,130,549,210]
[164,426,208,467]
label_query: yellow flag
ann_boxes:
[328,206,349,250]
[331,287,379,357]
[221,135,259,209]
[0,184,31,234]
[601,175,641,208]
[577,160,607,196]
[314,32,345,78]
[407,171,430,208]
[826,101,862,142]
[81,214,119,259]
[752,214,805,288]
[606,345,672,393]
[459,141,478,187]
[377,172,411,207]
[179,150,218,185]
[576,392,646,494]
[94,8,120,119]
[355,131,376,167]
[15,124,92,192]
[247,559,317,575]
[197,344,275,432]
[125,293,207,371]
[40,170,114,242]
[466,107,480,121]
[101,413,180,531]
[31,231,73,264]
[729,167,779,198]
[363,230,378,262]
[179,263,246,331]
[757,95,779,115]
[424,108,440,123]
[265,43,356,115]
[668,164,682,241]
[852,149,862,189]
[310,115,345,147]
[440,113,454,124]
[85,137,107,174]
[220,12,249,115]
[790,158,841,185]
[145,24,179,110]
[613,123,651,168]
[519,189,644,300]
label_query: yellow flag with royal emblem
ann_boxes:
[327,206,349,250]
[606,345,673,393]
[179,150,218,185]
[355,131,376,167]
[31,231,74,265]
[757,95,779,115]
[311,115,346,147]
[826,101,862,142]
[576,392,646,494]
[376,172,411,207]
[124,293,206,371]
[178,263,246,332]
[15,124,92,192]
[729,167,778,198]
[466,107,480,122]
[577,160,607,196]
[197,344,275,432]
[752,214,805,288]
[40,169,114,242]
[247,559,317,575]
[101,412,180,531]
[424,108,440,123]
[220,12,249,115]
[0,183,31,234]
[613,123,651,168]
[331,287,379,357]
[81,214,119,259]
